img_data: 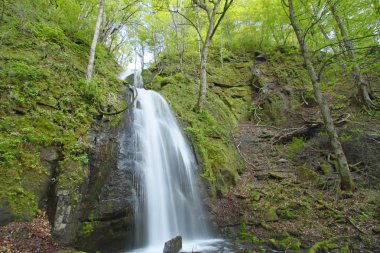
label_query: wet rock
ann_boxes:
[74,97,136,252]
[163,236,182,253]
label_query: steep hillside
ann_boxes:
[148,47,380,252]
[0,0,125,229]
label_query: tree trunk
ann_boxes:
[330,3,376,108]
[286,0,355,192]
[195,1,220,112]
[195,5,202,64]
[197,42,210,111]
[311,7,346,69]
[86,0,105,86]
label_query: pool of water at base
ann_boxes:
[127,238,235,253]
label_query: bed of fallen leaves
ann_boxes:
[0,210,61,253]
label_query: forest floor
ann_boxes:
[0,210,67,253]
[216,118,380,252]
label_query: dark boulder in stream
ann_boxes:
[163,236,182,253]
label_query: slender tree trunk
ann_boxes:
[86,0,105,86]
[330,4,376,108]
[286,0,355,192]
[196,1,220,112]
[152,32,158,65]
[220,34,224,68]
[195,5,202,64]
[311,7,346,69]
[197,40,210,111]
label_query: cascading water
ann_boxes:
[127,71,227,253]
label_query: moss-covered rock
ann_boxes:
[0,0,125,229]
[309,237,351,253]
[264,208,279,221]
[269,234,301,251]
[295,166,324,185]
[276,201,310,220]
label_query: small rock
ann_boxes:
[269,172,287,180]
[163,236,182,253]
[278,158,287,163]
[373,226,380,234]
[264,208,279,221]
[40,148,59,162]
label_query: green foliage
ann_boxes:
[0,0,125,222]
[240,228,260,244]
[80,221,99,236]
[287,137,307,158]
[31,22,66,44]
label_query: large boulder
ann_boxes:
[163,236,182,253]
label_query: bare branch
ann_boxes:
[210,0,234,40]
[312,33,379,56]
[168,9,204,44]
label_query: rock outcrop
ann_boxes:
[50,91,138,252]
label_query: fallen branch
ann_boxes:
[234,140,255,168]
[271,123,322,144]
[36,101,59,110]
[301,90,310,106]
[213,82,251,88]
[347,217,368,234]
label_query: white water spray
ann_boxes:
[127,71,230,253]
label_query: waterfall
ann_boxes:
[126,71,228,253]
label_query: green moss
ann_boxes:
[240,230,260,244]
[261,92,287,126]
[276,201,310,220]
[320,163,334,175]
[287,137,307,158]
[309,237,351,253]
[264,207,279,221]
[269,235,301,251]
[251,191,262,201]
[80,221,99,236]
[0,0,125,222]
[296,166,324,184]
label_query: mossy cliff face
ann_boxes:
[74,103,136,252]
[0,0,126,242]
